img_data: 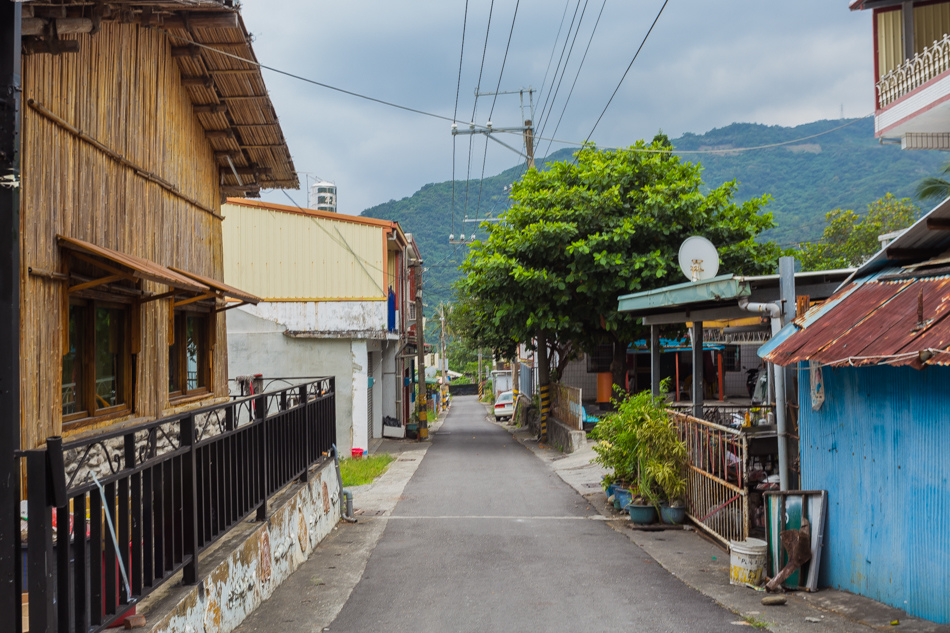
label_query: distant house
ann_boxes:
[851,0,950,148]
[222,198,423,454]
[760,201,950,624]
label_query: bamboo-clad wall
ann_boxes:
[20,22,228,450]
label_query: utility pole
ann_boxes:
[0,2,21,622]
[413,264,428,440]
[439,304,448,409]
[477,348,483,397]
[523,119,535,170]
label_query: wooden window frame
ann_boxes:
[62,297,136,428]
[168,304,215,402]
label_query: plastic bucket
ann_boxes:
[351,448,364,459]
[729,538,768,586]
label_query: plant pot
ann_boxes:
[613,487,633,511]
[627,503,657,525]
[660,503,686,525]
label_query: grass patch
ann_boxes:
[743,615,772,630]
[340,453,394,486]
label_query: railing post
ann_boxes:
[299,384,309,483]
[181,414,199,585]
[26,449,54,633]
[255,394,268,521]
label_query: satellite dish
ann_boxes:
[678,236,719,282]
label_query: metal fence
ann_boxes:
[670,410,749,547]
[19,378,335,633]
[550,383,583,430]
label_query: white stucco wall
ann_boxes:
[238,300,388,333]
[226,308,356,454]
[350,340,369,452]
[382,342,398,423]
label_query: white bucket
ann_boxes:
[729,538,768,586]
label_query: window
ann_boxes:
[722,345,741,372]
[169,310,212,398]
[62,300,132,422]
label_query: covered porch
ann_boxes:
[616,259,851,545]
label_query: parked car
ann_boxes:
[494,390,514,420]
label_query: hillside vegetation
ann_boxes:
[361,117,945,308]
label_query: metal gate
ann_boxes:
[670,411,749,546]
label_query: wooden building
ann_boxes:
[16,0,296,450]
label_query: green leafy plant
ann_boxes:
[590,389,687,507]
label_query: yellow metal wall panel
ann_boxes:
[387,251,399,292]
[877,9,904,77]
[915,3,950,54]
[222,204,386,300]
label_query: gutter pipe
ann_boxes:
[332,444,357,523]
[737,297,790,491]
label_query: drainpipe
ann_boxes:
[332,445,357,523]
[737,297,790,491]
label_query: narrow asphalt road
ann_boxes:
[327,396,744,632]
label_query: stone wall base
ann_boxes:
[141,459,341,633]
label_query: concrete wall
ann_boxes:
[239,301,387,334]
[150,460,341,633]
[381,343,398,423]
[226,308,355,454]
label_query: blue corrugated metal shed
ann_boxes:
[797,364,950,623]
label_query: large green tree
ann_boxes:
[797,194,920,271]
[456,139,782,390]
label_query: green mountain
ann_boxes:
[361,118,946,308]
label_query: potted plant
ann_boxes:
[591,388,687,525]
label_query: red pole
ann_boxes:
[718,351,724,402]
[675,353,681,401]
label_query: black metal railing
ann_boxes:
[20,378,335,633]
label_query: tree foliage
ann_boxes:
[455,139,782,388]
[796,194,920,271]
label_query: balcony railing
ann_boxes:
[878,33,950,108]
[19,378,336,633]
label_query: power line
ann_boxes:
[542,0,607,159]
[536,0,584,137]
[488,0,521,122]
[584,0,670,145]
[452,0,470,248]
[536,0,573,114]
[537,0,590,145]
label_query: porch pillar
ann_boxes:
[650,324,661,397]
[691,321,703,419]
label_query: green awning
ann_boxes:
[617,274,751,314]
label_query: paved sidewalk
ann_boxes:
[495,409,950,633]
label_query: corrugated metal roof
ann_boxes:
[763,269,950,369]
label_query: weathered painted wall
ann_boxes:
[150,459,341,633]
[221,202,386,301]
[798,364,950,624]
[226,308,355,454]
[238,300,389,335]
[382,344,398,423]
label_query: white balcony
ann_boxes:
[876,33,950,147]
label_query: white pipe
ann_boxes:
[738,297,790,491]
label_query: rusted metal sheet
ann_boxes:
[764,273,950,368]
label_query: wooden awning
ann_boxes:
[57,235,209,295]
[170,266,260,305]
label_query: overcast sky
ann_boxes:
[238,1,873,216]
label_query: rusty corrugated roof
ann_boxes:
[763,271,950,369]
